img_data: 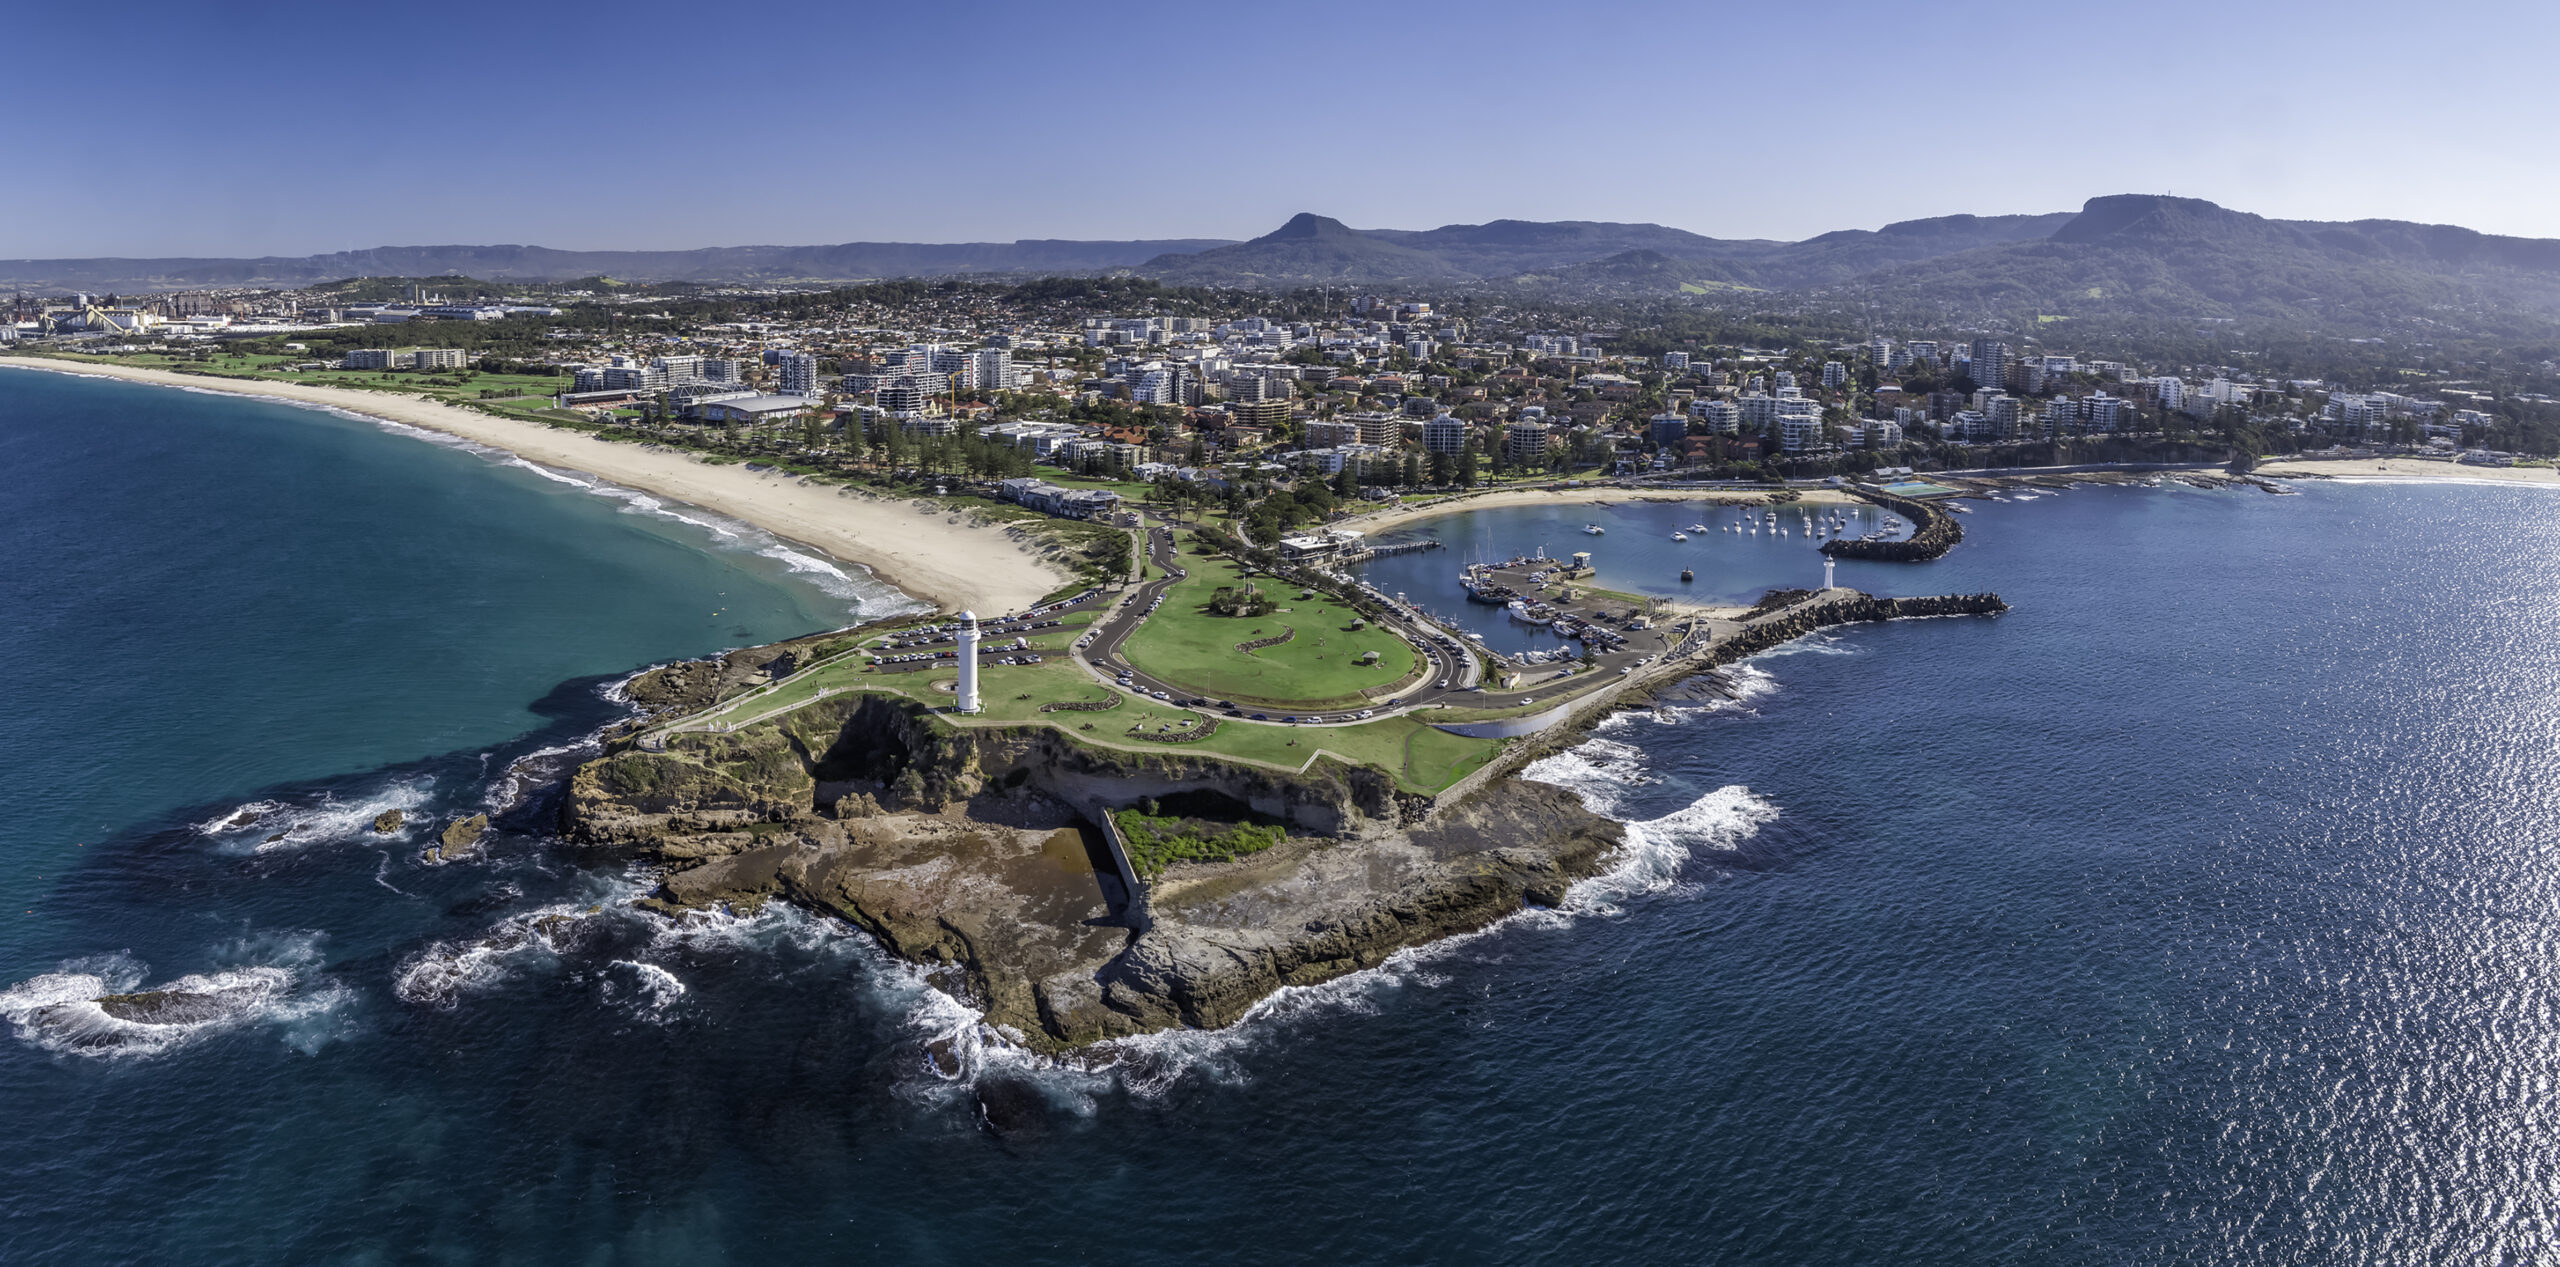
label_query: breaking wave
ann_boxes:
[601,960,687,1018]
[195,779,436,852]
[482,738,603,814]
[1751,629,1857,659]
[0,936,347,1058]
[393,900,615,1008]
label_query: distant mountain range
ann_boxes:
[1133,210,2078,291]
[0,240,1238,292]
[12,195,2560,336]
[1130,200,2560,332]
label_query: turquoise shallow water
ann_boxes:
[10,367,2560,1263]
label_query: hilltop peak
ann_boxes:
[2050,194,2267,245]
[1258,213,1359,242]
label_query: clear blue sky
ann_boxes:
[6,0,2554,257]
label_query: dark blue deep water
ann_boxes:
[9,367,2560,1264]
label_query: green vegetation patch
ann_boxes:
[1120,557,1417,707]
[1112,803,1286,878]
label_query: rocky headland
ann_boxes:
[557,587,2006,1052]
[561,689,1623,1050]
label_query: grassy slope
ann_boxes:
[1119,555,1418,708]
[681,629,1496,795]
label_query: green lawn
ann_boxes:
[680,649,1497,794]
[49,352,571,409]
[1119,556,1419,708]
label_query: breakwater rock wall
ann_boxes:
[1824,490,1961,562]
[1699,592,2007,671]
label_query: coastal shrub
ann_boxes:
[1205,583,1275,618]
[1112,809,1285,878]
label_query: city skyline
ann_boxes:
[7,0,2557,257]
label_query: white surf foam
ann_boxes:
[1726,662,1780,702]
[393,898,609,1008]
[1751,629,1858,659]
[1561,784,1780,918]
[1519,736,1656,816]
[482,738,602,813]
[196,780,436,853]
[0,936,347,1058]
[601,960,687,1018]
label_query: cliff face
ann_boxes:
[563,692,1405,849]
[1088,780,1619,1038]
[560,695,1623,1050]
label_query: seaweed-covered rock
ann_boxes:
[94,989,243,1026]
[431,814,488,862]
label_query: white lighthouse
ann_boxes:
[954,611,983,714]
[1823,555,1836,591]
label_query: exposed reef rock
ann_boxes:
[430,814,488,863]
[373,809,405,834]
[561,693,1622,1051]
[94,989,248,1026]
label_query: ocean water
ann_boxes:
[8,369,2560,1264]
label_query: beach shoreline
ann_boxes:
[0,357,1071,617]
[1339,483,1863,537]
[2251,455,2560,485]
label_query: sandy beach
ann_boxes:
[2253,455,2560,486]
[1339,482,1857,537]
[0,358,1070,616]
